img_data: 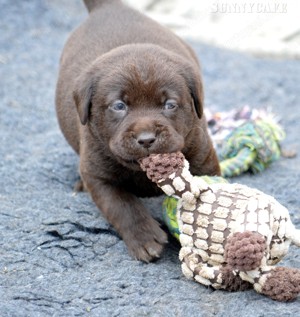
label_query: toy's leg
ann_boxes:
[224,231,300,301]
[180,249,223,289]
[180,248,251,291]
[250,266,300,301]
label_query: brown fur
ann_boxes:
[55,0,220,262]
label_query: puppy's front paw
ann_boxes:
[123,218,168,263]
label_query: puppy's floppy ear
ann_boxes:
[189,75,204,119]
[180,65,204,119]
[73,70,96,125]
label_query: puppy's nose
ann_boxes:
[137,132,156,148]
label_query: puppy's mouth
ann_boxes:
[113,147,157,168]
[123,158,139,166]
[115,148,180,171]
[114,155,141,170]
[111,140,185,170]
[109,124,185,170]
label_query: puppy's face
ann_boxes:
[74,44,204,170]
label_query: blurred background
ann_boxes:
[124,0,300,58]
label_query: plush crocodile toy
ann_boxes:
[139,152,300,301]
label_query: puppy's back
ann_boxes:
[63,0,198,69]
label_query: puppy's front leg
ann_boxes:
[82,174,168,262]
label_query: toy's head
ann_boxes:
[139,151,213,207]
[139,152,185,183]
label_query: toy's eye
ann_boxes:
[163,100,178,111]
[111,100,127,112]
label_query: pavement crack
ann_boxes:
[47,229,63,239]
[0,212,21,219]
[43,220,120,239]
[13,293,71,307]
[71,222,119,238]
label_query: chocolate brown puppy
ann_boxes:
[55,0,220,262]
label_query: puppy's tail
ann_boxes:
[83,0,112,12]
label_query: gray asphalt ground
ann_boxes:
[0,1,299,316]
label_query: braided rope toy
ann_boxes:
[162,111,289,240]
[206,105,286,178]
[139,152,300,301]
[218,118,285,177]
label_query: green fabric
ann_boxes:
[220,147,256,177]
[162,196,180,240]
[219,119,285,177]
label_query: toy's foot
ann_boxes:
[259,267,300,301]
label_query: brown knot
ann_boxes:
[261,267,300,301]
[224,231,266,271]
[139,152,185,183]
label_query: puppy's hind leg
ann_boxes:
[73,178,86,192]
[74,169,87,192]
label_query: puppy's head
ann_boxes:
[73,44,204,170]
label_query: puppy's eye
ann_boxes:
[163,100,178,111]
[111,101,127,112]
